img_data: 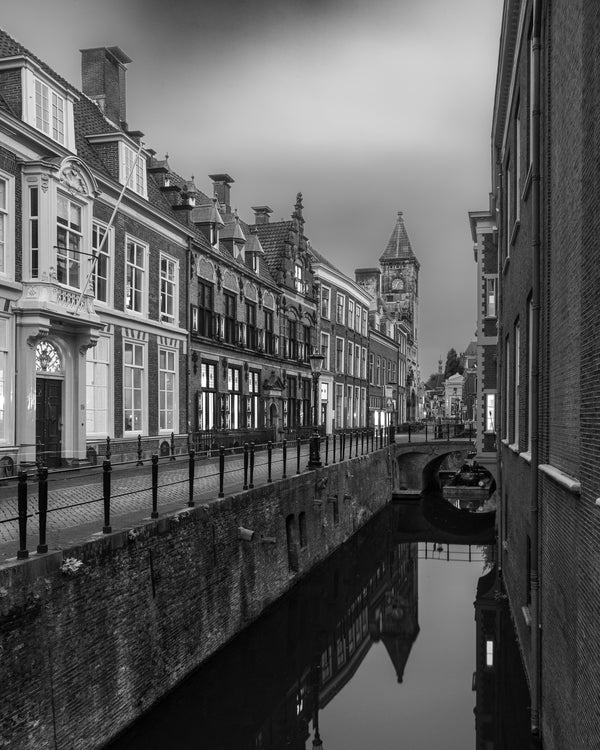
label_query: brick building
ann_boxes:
[489,2,600,747]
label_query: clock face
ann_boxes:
[391,278,403,291]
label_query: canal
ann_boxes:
[105,502,534,750]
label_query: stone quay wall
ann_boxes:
[0,448,394,750]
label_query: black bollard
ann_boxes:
[325,435,329,466]
[17,471,28,559]
[37,464,48,553]
[151,454,159,519]
[243,443,249,490]
[349,431,353,459]
[137,434,143,466]
[218,446,225,498]
[282,439,287,479]
[333,433,337,463]
[170,431,176,461]
[102,459,112,533]
[106,435,111,460]
[249,442,255,489]
[267,441,273,483]
[296,438,301,475]
[188,449,195,507]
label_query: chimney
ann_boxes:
[81,46,131,128]
[252,205,273,225]
[209,174,234,215]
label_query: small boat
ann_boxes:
[442,461,495,510]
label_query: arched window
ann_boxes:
[36,341,62,373]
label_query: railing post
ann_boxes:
[137,434,143,466]
[17,470,28,559]
[333,433,337,463]
[349,431,353,459]
[188,449,195,507]
[282,439,287,479]
[249,442,255,489]
[325,435,329,466]
[267,441,273,483]
[37,464,48,553]
[102,459,112,533]
[218,446,225,498]
[243,443,249,490]
[151,454,159,518]
[361,430,365,455]
[389,425,394,445]
[296,437,301,475]
[170,431,176,461]
[106,435,111,460]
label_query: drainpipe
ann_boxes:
[530,0,542,737]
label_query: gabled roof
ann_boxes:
[380,211,418,265]
[250,219,295,277]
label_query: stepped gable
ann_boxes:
[379,210,419,266]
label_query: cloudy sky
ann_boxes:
[5,0,502,380]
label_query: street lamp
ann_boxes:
[308,348,325,469]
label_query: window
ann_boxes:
[0,318,10,442]
[504,337,510,440]
[86,336,110,435]
[246,302,257,350]
[485,278,497,318]
[336,293,345,324]
[505,155,512,249]
[362,308,367,336]
[199,362,217,430]
[34,77,65,144]
[346,385,353,427]
[356,347,361,379]
[224,292,236,344]
[123,341,145,432]
[288,320,298,360]
[29,186,39,278]
[159,348,177,432]
[92,222,111,304]
[264,309,275,354]
[348,299,354,330]
[336,337,344,373]
[294,263,304,294]
[287,375,297,429]
[160,255,177,325]
[321,286,331,319]
[485,394,495,432]
[302,379,311,427]
[198,281,213,338]
[119,142,147,197]
[125,239,146,314]
[361,347,367,379]
[376,356,381,386]
[335,384,343,430]
[369,353,374,384]
[514,321,520,445]
[248,371,259,428]
[486,640,494,667]
[227,367,241,429]
[348,341,354,376]
[321,332,330,369]
[303,325,311,363]
[0,177,6,275]
[355,303,361,333]
[57,194,82,288]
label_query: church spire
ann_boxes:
[379,210,418,266]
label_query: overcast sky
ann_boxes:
[5,0,502,380]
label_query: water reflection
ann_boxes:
[105,505,532,750]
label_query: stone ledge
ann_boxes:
[538,464,581,495]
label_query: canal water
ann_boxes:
[105,503,534,750]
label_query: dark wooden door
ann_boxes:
[36,378,62,467]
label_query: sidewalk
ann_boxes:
[0,441,346,565]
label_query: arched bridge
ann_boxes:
[388,440,497,544]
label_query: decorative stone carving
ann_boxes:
[223,270,237,292]
[59,162,88,195]
[197,257,214,281]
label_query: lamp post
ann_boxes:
[308,348,325,469]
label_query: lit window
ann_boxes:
[57,195,82,288]
[34,77,65,144]
[198,362,217,430]
[159,348,177,431]
[485,278,497,318]
[294,263,304,294]
[485,394,495,432]
[125,239,146,314]
[486,639,494,667]
[123,341,145,432]
[160,255,177,325]
[86,336,110,435]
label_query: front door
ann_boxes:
[36,378,62,467]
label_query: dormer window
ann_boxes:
[119,142,147,197]
[294,263,304,294]
[34,78,65,143]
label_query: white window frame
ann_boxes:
[336,336,345,374]
[125,236,148,316]
[119,142,147,198]
[348,299,354,330]
[485,277,497,318]
[0,171,14,279]
[336,293,345,324]
[320,332,330,370]
[123,340,146,434]
[160,253,178,326]
[158,347,178,433]
[362,308,367,336]
[361,347,367,379]
[92,221,113,306]
[22,67,76,151]
[485,393,495,433]
[0,317,12,443]
[86,335,112,437]
[56,192,84,289]
[34,76,65,144]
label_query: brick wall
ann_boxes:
[0,448,393,750]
